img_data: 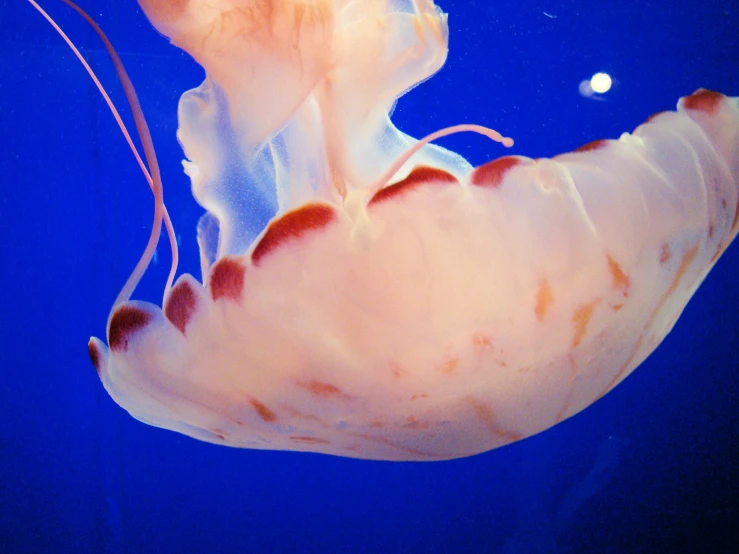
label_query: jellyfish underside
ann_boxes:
[81,1,739,460]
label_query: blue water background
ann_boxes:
[1,1,738,552]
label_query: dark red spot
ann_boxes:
[250,399,277,422]
[574,139,610,153]
[209,257,246,302]
[251,203,336,266]
[682,89,724,115]
[108,305,152,353]
[470,156,529,188]
[164,279,198,334]
[369,166,457,205]
[88,339,102,374]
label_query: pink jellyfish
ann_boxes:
[31,0,738,460]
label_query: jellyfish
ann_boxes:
[32,0,738,460]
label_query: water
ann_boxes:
[1,1,738,552]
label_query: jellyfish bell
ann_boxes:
[31,0,739,461]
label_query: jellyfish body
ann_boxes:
[84,1,739,460]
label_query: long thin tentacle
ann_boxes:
[28,0,179,307]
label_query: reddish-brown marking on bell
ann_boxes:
[607,256,631,297]
[209,257,246,302]
[404,416,430,430]
[108,305,152,353]
[298,380,350,399]
[682,89,724,115]
[250,399,277,422]
[667,246,700,298]
[659,243,671,264]
[369,419,385,428]
[290,436,330,444]
[164,279,197,334]
[466,397,522,441]
[410,394,429,400]
[610,303,624,312]
[572,299,600,348]
[470,156,527,188]
[439,357,460,375]
[390,362,408,378]
[369,166,457,205]
[252,203,336,265]
[472,334,493,349]
[574,139,609,153]
[534,279,554,321]
[88,340,102,374]
[282,406,324,424]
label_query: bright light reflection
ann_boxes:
[590,72,613,93]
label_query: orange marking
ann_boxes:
[282,406,323,423]
[390,362,408,378]
[572,299,600,348]
[298,380,350,399]
[439,357,460,375]
[250,398,277,422]
[472,334,493,349]
[665,245,700,299]
[290,436,330,444]
[404,416,430,430]
[607,256,630,296]
[466,397,522,442]
[534,279,554,321]
[602,243,700,394]
[410,394,429,400]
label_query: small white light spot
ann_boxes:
[590,72,612,94]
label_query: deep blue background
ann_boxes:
[1,1,738,552]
